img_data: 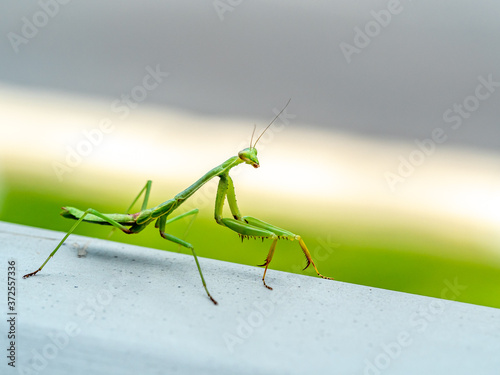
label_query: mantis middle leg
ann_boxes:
[156,211,217,305]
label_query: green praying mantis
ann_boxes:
[23,100,333,304]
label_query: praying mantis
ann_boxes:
[23,100,333,304]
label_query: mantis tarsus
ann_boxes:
[23,99,333,305]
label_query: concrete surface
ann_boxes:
[1,221,499,375]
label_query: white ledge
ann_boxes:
[2,221,499,375]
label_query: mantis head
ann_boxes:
[238,147,260,168]
[238,98,291,169]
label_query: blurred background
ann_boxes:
[1,1,499,308]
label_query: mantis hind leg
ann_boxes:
[156,213,217,305]
[24,208,133,279]
[108,180,153,239]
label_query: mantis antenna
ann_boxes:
[249,124,257,149]
[252,98,291,149]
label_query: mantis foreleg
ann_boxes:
[214,173,333,289]
[243,216,334,281]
